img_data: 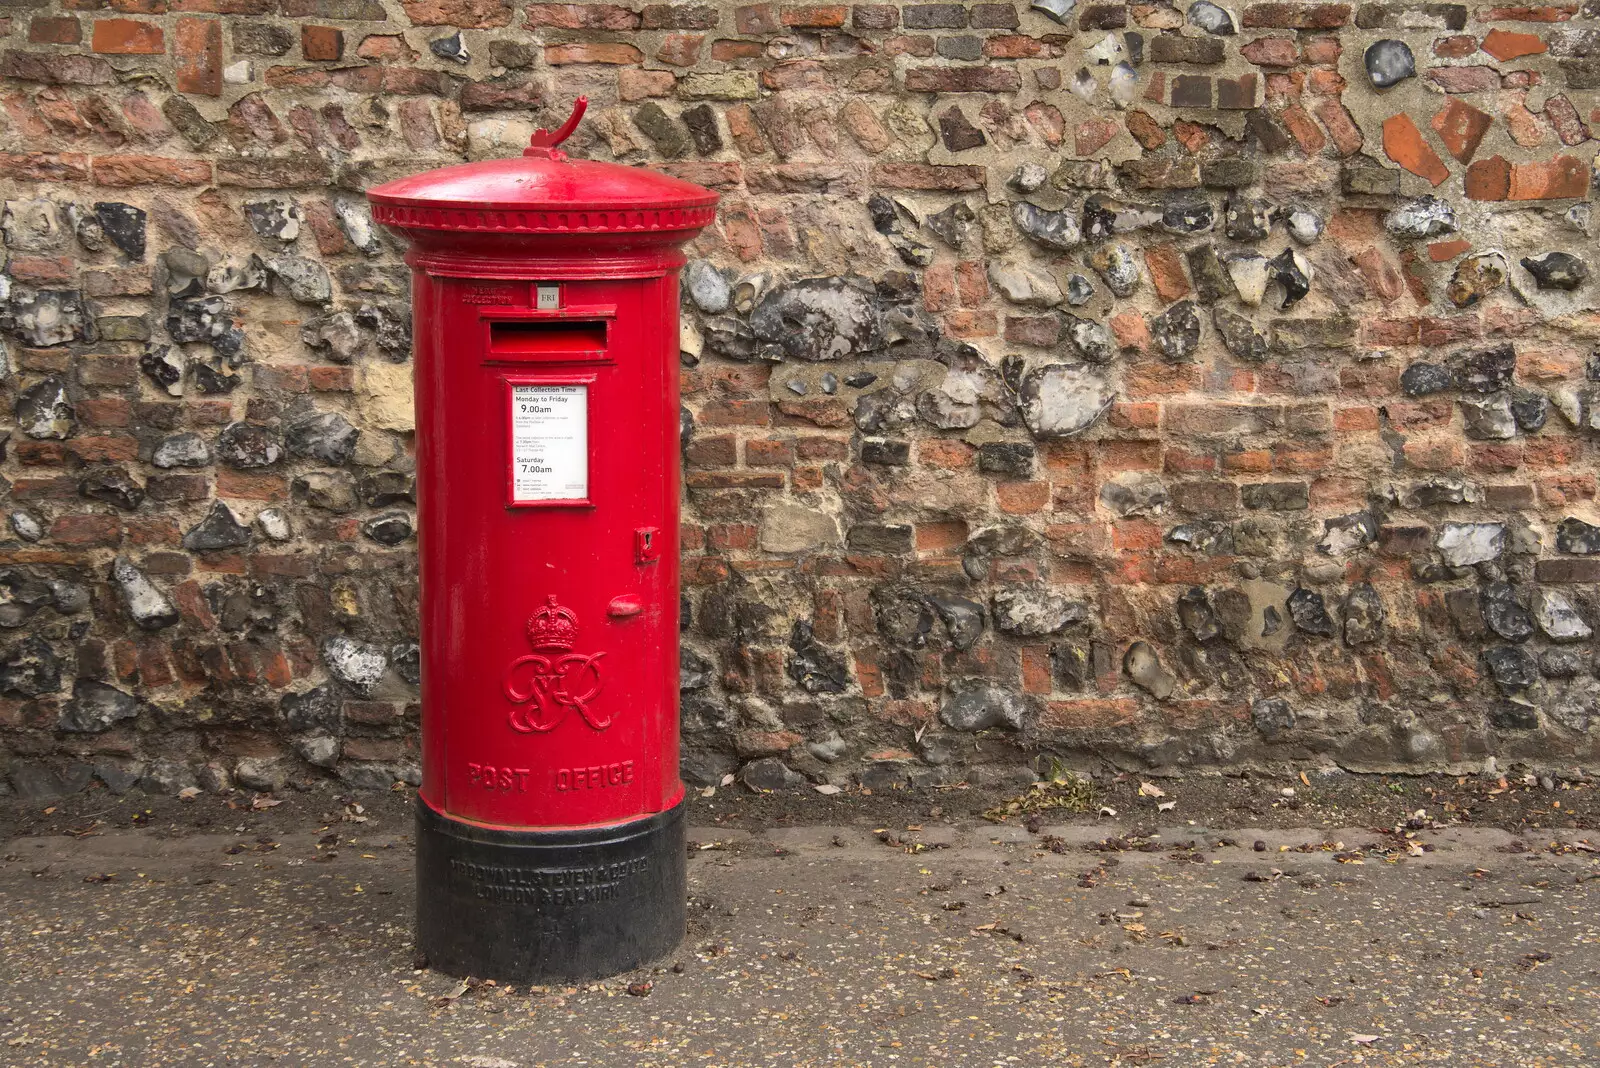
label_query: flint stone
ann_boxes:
[60,679,140,733]
[1065,274,1094,305]
[0,635,60,697]
[207,256,266,294]
[1485,644,1538,694]
[1225,195,1271,241]
[216,421,283,468]
[163,248,208,297]
[741,758,803,791]
[1386,195,1456,238]
[989,261,1062,306]
[294,472,357,512]
[335,200,382,256]
[1288,587,1337,636]
[279,684,341,733]
[1401,362,1455,396]
[10,289,93,347]
[1152,300,1201,361]
[1446,253,1506,308]
[167,296,242,356]
[322,635,387,694]
[1090,243,1141,297]
[1481,582,1535,641]
[1178,587,1222,642]
[94,202,146,259]
[1342,582,1385,646]
[1083,196,1161,240]
[1188,0,1235,33]
[993,587,1089,636]
[357,470,414,507]
[81,468,144,511]
[680,648,713,692]
[868,194,934,268]
[257,507,291,541]
[285,410,359,464]
[1520,252,1588,292]
[1318,512,1376,557]
[871,585,934,647]
[1460,394,1516,440]
[362,512,412,545]
[787,620,849,694]
[15,376,74,440]
[2,200,61,250]
[1284,206,1323,244]
[244,198,300,241]
[301,311,365,363]
[1124,641,1176,699]
[940,679,1026,731]
[355,302,411,356]
[749,276,884,362]
[140,345,184,396]
[1268,247,1312,307]
[1065,316,1114,363]
[1213,306,1267,360]
[1186,243,1233,302]
[1511,390,1549,432]
[195,363,242,393]
[1251,696,1294,737]
[1548,678,1599,732]
[1364,39,1415,88]
[1224,252,1270,305]
[1537,589,1592,641]
[1100,471,1169,517]
[1436,522,1505,567]
[926,202,977,249]
[927,592,985,650]
[10,511,42,542]
[264,255,333,305]
[1031,0,1077,22]
[1459,343,1515,393]
[152,432,210,468]
[684,260,731,314]
[1540,648,1587,678]
[183,500,251,551]
[111,557,178,629]
[1013,201,1082,251]
[1019,364,1114,438]
[1556,517,1600,553]
[1008,163,1049,193]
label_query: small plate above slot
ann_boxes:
[486,319,608,363]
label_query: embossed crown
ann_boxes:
[527,595,579,651]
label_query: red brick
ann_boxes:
[91,18,164,53]
[871,161,985,190]
[174,17,222,96]
[1464,154,1512,200]
[28,16,82,44]
[1431,98,1492,163]
[781,4,847,26]
[1382,114,1449,186]
[1481,27,1546,60]
[1145,244,1192,302]
[524,3,640,27]
[301,25,343,61]
[1240,3,1350,28]
[545,42,642,64]
[91,154,212,186]
[1508,154,1588,199]
[904,66,1020,92]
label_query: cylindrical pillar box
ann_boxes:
[367,100,717,982]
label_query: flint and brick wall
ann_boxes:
[0,0,1597,798]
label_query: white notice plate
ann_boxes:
[510,384,588,503]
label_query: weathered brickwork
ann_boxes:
[0,0,1597,798]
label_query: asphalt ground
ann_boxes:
[2,790,1598,1067]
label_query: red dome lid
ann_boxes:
[367,98,718,238]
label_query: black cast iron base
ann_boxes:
[414,797,686,983]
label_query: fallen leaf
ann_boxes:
[1157,801,1177,812]
[178,786,201,800]
[251,796,283,811]
[814,784,842,795]
[1351,1034,1380,1045]
[1138,782,1166,799]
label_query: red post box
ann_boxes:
[367,100,717,982]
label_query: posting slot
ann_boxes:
[488,319,608,362]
